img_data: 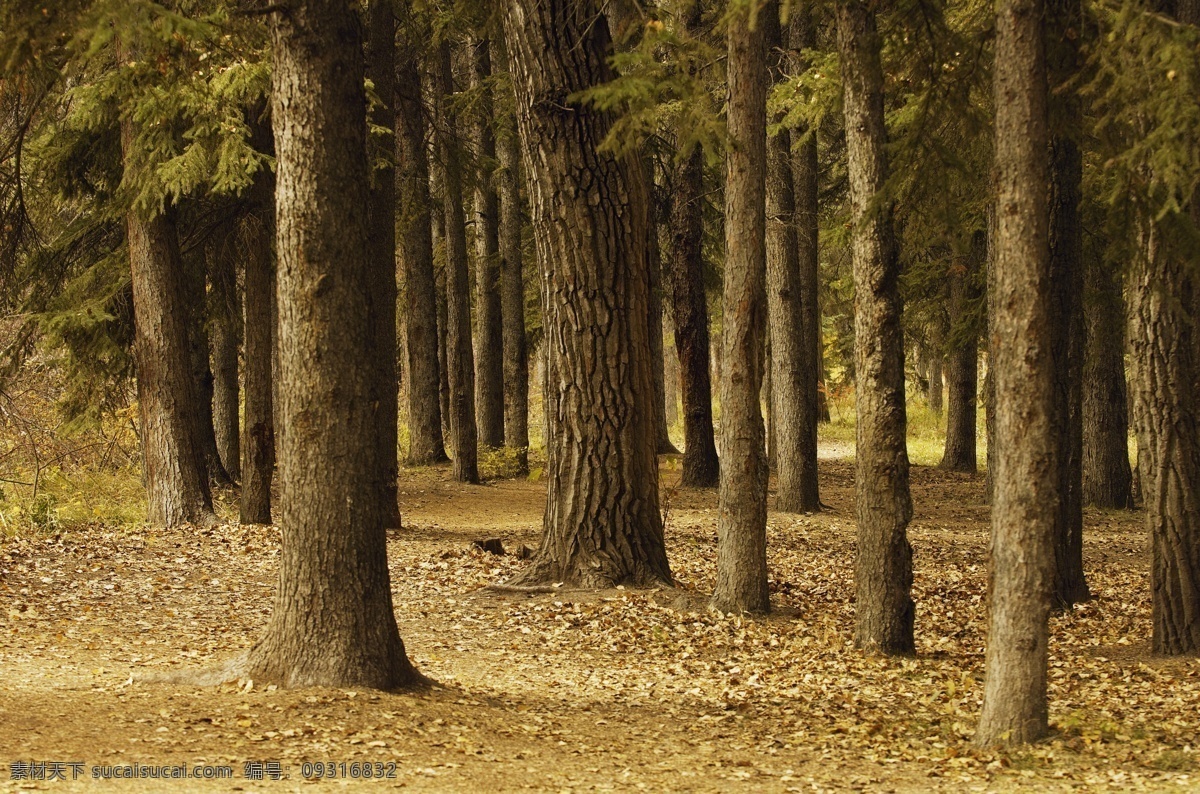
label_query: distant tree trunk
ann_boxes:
[208,227,241,483]
[470,38,506,450]
[502,0,671,588]
[184,248,232,488]
[664,312,680,430]
[664,1,719,488]
[396,21,447,466]
[927,350,943,414]
[940,232,983,473]
[365,0,401,526]
[790,7,825,483]
[836,0,913,653]
[244,0,417,689]
[713,0,770,615]
[1082,253,1133,508]
[648,186,679,455]
[433,41,480,484]
[976,0,1055,744]
[817,354,832,423]
[240,182,275,526]
[496,45,530,472]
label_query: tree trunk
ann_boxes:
[240,181,275,526]
[766,11,819,513]
[1047,0,1089,608]
[1082,253,1133,508]
[927,351,943,414]
[976,0,1056,744]
[184,247,232,488]
[713,0,770,615]
[396,19,448,466]
[836,0,913,653]
[245,0,416,689]
[365,0,401,526]
[939,232,983,473]
[208,226,241,483]
[502,0,671,588]
[663,1,719,488]
[470,38,506,450]
[648,187,679,455]
[790,7,826,481]
[496,43,530,472]
[433,41,480,484]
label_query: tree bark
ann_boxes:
[433,41,480,484]
[927,350,943,414]
[396,19,448,466]
[766,10,819,513]
[713,0,770,615]
[184,246,232,488]
[976,0,1056,744]
[836,0,914,653]
[939,232,984,473]
[502,0,671,588]
[245,0,417,689]
[240,181,275,526]
[208,225,241,483]
[470,38,506,450]
[648,185,679,455]
[496,43,530,472]
[365,0,401,526]
[1082,253,1133,508]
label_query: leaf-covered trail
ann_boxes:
[1,455,1197,792]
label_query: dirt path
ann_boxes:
[1,454,1197,792]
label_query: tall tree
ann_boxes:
[470,36,506,450]
[502,0,671,588]
[183,244,232,487]
[396,16,448,466]
[976,0,1056,743]
[836,0,914,653]
[240,180,275,526]
[1081,253,1132,508]
[208,224,241,482]
[648,181,679,455]
[433,39,480,484]
[365,0,401,526]
[243,0,417,688]
[713,0,770,614]
[667,0,720,489]
[939,232,984,473]
[1047,0,1089,607]
[765,9,819,514]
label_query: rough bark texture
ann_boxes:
[208,227,241,483]
[766,11,819,513]
[470,38,506,450]
[1047,0,1089,608]
[713,1,770,615]
[789,7,824,503]
[1082,253,1133,508]
[496,44,530,471]
[836,0,914,653]
[245,0,416,689]
[939,232,983,473]
[395,26,447,466]
[665,1,719,488]
[434,41,480,484]
[239,187,275,526]
[502,0,671,588]
[365,0,401,527]
[976,0,1055,744]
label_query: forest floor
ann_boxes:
[1,447,1198,792]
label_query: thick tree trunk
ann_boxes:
[208,227,241,483]
[184,248,232,488]
[240,186,275,526]
[396,22,447,466]
[365,0,401,526]
[976,0,1056,744]
[790,7,825,489]
[1082,253,1133,508]
[766,11,819,513]
[470,38,506,450]
[836,0,914,653]
[939,232,983,473]
[713,0,770,615]
[502,0,671,588]
[433,41,480,484]
[245,0,416,689]
[666,2,719,489]
[496,46,530,472]
[1047,0,1089,607]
